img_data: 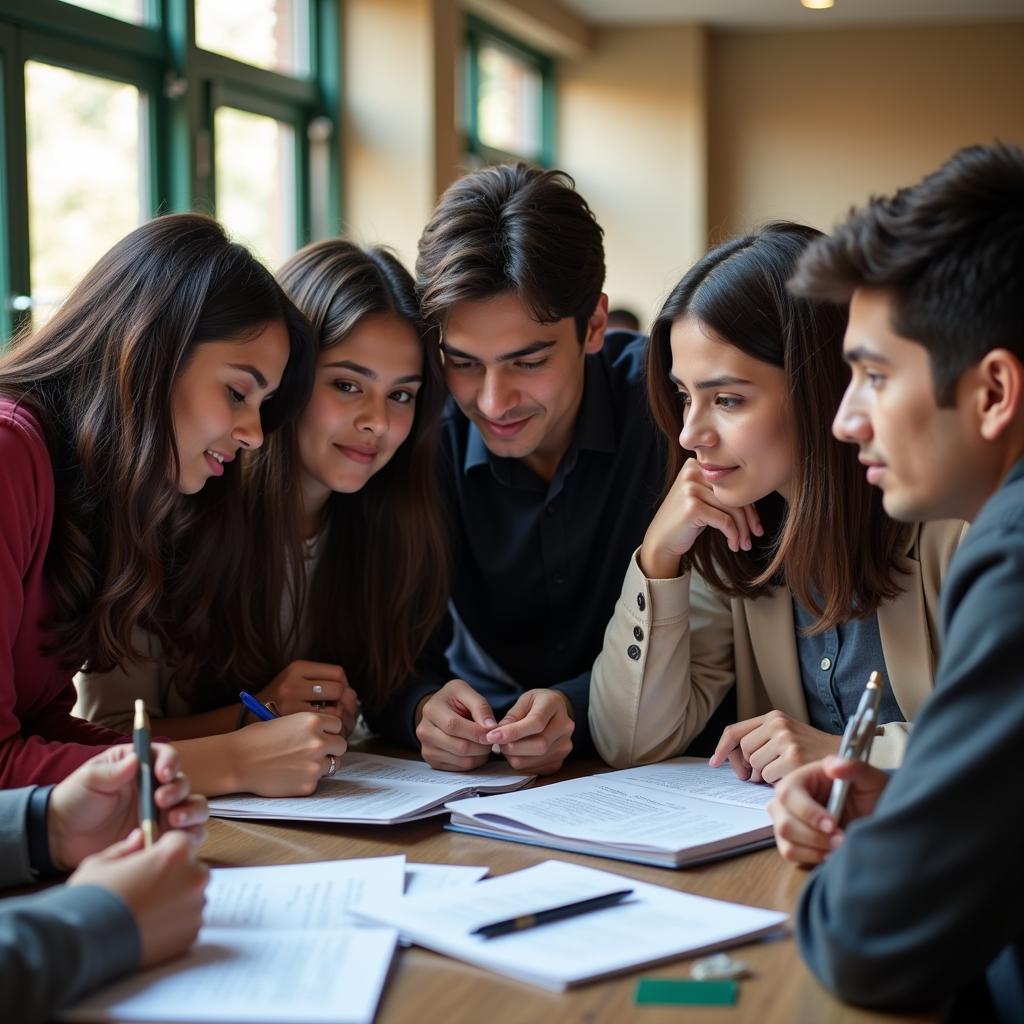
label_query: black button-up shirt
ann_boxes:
[368,331,666,754]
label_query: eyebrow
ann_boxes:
[441,340,557,363]
[844,345,892,366]
[228,363,269,389]
[323,359,423,385]
[668,372,753,389]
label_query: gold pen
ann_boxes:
[133,699,156,848]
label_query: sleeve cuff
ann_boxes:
[623,547,692,624]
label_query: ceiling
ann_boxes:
[560,0,1024,29]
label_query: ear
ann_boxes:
[583,294,609,355]
[976,349,1024,442]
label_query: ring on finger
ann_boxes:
[324,753,338,778]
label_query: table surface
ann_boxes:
[201,755,934,1024]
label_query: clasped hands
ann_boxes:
[416,679,574,775]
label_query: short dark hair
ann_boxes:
[416,163,605,343]
[648,222,907,631]
[790,142,1024,406]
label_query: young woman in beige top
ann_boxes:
[589,223,964,781]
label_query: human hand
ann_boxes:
[48,744,209,872]
[709,710,842,784]
[414,679,495,772]
[257,660,359,736]
[768,755,889,866]
[231,712,347,796]
[639,457,763,579]
[69,829,208,968]
[486,689,575,775]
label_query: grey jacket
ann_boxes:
[1,786,139,1022]
[797,458,1024,1023]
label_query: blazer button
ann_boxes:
[636,593,646,611]
[627,644,642,661]
[633,626,644,641]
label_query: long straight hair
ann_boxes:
[647,222,907,631]
[0,213,315,671]
[190,239,448,711]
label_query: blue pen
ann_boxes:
[239,690,279,722]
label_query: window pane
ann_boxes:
[477,43,542,158]
[60,0,148,25]
[215,106,296,268]
[196,0,309,75]
[25,62,145,326]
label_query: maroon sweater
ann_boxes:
[0,397,128,785]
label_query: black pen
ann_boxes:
[133,699,156,849]
[471,889,633,939]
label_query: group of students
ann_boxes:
[1,140,1022,1022]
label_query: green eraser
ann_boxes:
[634,978,738,1006]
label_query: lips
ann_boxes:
[858,455,887,486]
[336,443,378,465]
[204,449,235,477]
[697,462,737,482]
[479,415,532,440]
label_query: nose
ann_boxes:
[233,403,265,450]
[354,393,388,437]
[678,403,716,452]
[832,387,872,445]
[477,370,517,421]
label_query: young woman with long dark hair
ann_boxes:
[0,213,331,788]
[78,240,448,792]
[589,222,965,780]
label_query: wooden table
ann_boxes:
[201,759,934,1024]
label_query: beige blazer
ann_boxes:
[589,519,966,770]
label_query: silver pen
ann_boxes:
[826,671,882,820]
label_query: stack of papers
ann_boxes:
[445,758,776,867]
[63,857,407,1023]
[209,751,534,824]
[352,859,788,991]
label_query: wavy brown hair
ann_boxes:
[647,222,908,632]
[185,239,448,712]
[0,213,315,672]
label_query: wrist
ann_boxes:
[638,543,682,580]
[32,785,65,875]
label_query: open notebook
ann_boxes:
[209,751,534,824]
[353,858,787,991]
[445,758,775,867]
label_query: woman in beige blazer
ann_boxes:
[589,223,965,779]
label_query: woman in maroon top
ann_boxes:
[0,213,350,787]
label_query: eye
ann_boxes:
[333,380,360,394]
[866,371,886,389]
[515,358,548,370]
[675,389,691,407]
[715,395,742,410]
[227,386,246,405]
[390,389,416,405]
[447,359,477,371]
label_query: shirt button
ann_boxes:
[636,593,646,611]
[820,657,832,671]
[627,644,642,661]
[633,626,644,641]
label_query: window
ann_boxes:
[465,16,554,168]
[0,0,340,339]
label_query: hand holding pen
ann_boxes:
[826,671,882,820]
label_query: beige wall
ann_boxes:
[341,0,463,269]
[708,22,1024,239]
[559,25,708,330]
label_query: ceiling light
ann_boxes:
[801,0,835,9]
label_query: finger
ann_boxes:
[447,680,498,730]
[726,503,753,552]
[726,748,752,781]
[428,705,492,746]
[91,828,146,862]
[306,680,346,702]
[163,794,209,831]
[294,662,347,682]
[698,503,745,553]
[777,777,839,834]
[151,744,183,784]
[418,719,491,758]
[769,799,837,853]
[775,837,835,867]
[154,772,191,810]
[487,706,554,745]
[314,713,343,735]
[744,502,764,538]
[709,718,763,767]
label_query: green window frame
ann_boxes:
[0,0,341,342]
[464,14,554,169]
